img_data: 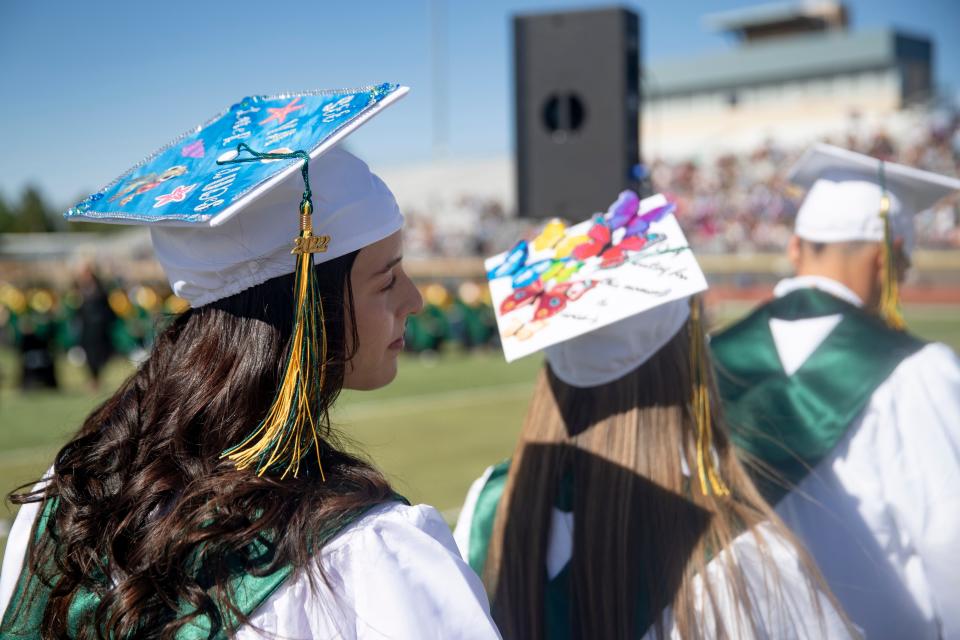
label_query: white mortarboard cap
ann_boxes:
[152,146,401,306]
[545,297,690,388]
[65,84,408,306]
[789,143,960,253]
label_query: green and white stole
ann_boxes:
[711,287,925,505]
[466,462,654,640]
[1,496,402,639]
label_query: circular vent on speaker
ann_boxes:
[542,93,586,141]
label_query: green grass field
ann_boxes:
[1,303,958,556]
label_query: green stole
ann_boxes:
[711,287,925,505]
[1,496,403,639]
[467,461,653,640]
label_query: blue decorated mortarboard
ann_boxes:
[64,83,408,308]
[64,83,408,480]
[67,83,407,227]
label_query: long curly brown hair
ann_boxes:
[5,251,396,639]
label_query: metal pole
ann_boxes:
[431,0,448,159]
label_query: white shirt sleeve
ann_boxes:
[0,499,42,616]
[0,472,51,616]
[241,501,502,640]
[453,466,496,562]
[871,342,960,638]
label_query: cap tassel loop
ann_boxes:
[878,161,907,331]
[216,144,331,479]
[689,297,730,497]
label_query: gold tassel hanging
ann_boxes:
[878,161,906,330]
[689,296,730,497]
[218,145,331,479]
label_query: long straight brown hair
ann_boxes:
[4,252,397,639]
[484,320,851,639]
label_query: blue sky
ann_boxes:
[2,0,958,207]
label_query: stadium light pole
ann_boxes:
[431,0,449,160]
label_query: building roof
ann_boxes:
[645,28,928,98]
[703,1,844,34]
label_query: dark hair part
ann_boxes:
[6,251,396,639]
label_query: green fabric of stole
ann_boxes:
[467,462,653,639]
[711,287,924,505]
[1,495,405,639]
[467,460,510,577]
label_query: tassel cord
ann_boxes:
[216,144,330,480]
[877,161,906,330]
[689,297,730,497]
[217,142,312,203]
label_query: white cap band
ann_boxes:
[546,297,690,388]
[794,177,912,251]
[151,147,403,307]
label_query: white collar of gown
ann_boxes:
[772,275,863,307]
[769,276,864,375]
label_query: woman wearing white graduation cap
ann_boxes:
[455,192,855,639]
[711,143,960,639]
[0,86,501,639]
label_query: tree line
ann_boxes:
[0,187,123,234]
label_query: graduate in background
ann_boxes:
[711,143,960,639]
[456,193,856,639]
[73,262,116,390]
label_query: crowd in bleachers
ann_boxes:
[402,110,960,256]
[649,111,960,252]
[403,196,517,260]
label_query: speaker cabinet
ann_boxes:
[514,7,641,219]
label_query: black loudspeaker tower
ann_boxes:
[514,7,640,219]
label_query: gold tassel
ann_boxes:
[221,199,331,479]
[689,297,730,497]
[878,190,907,331]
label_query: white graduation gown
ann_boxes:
[767,275,960,640]
[454,468,854,640]
[1,495,502,640]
